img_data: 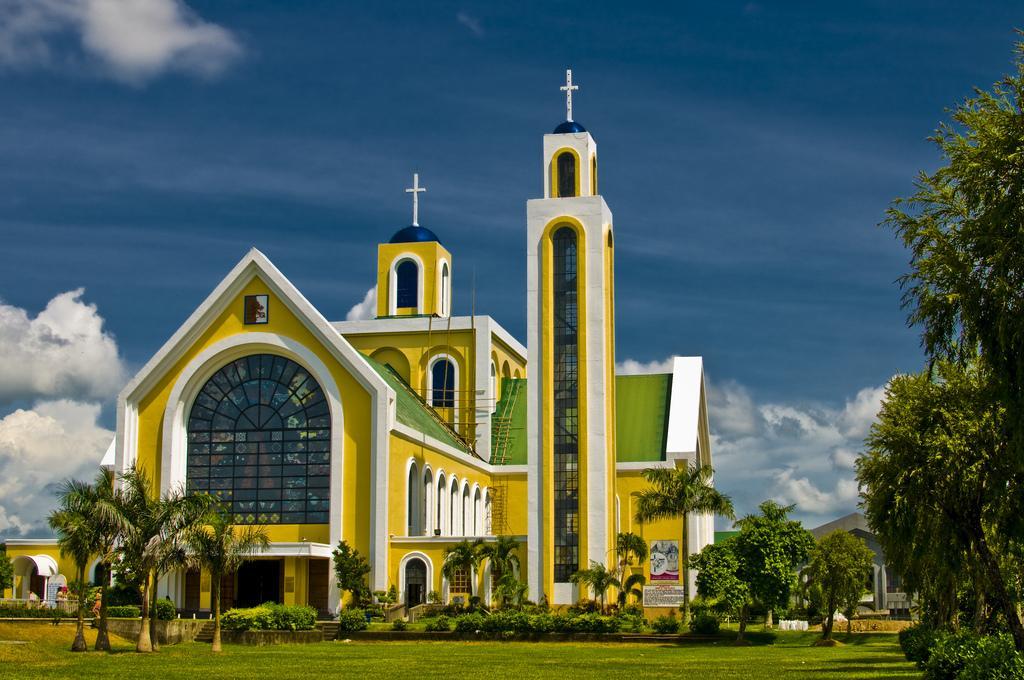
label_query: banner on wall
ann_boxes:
[649,540,680,581]
[643,584,686,608]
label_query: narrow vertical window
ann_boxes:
[431,359,455,408]
[551,226,579,582]
[407,462,420,535]
[440,263,450,316]
[396,260,418,309]
[591,155,597,195]
[556,152,576,198]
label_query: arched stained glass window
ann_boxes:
[431,359,455,408]
[396,260,419,309]
[186,354,331,525]
[556,152,576,198]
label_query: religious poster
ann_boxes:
[244,294,269,324]
[643,584,686,608]
[649,539,680,581]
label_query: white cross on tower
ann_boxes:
[405,172,426,226]
[560,68,579,122]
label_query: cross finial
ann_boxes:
[560,68,579,122]
[405,172,426,226]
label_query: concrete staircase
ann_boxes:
[193,621,216,643]
[318,622,339,640]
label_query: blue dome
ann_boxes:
[553,120,587,134]
[389,225,442,244]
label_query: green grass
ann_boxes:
[0,622,919,679]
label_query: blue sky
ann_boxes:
[0,1,1019,535]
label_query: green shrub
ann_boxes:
[105,582,141,606]
[425,615,451,632]
[222,603,317,632]
[107,605,141,619]
[391,619,407,631]
[957,634,1024,680]
[651,613,679,634]
[924,629,983,680]
[0,605,66,619]
[336,608,368,633]
[900,623,939,668]
[154,598,176,621]
[454,612,486,632]
[617,613,646,633]
[481,609,530,633]
[554,612,621,634]
[528,613,557,634]
[689,614,720,635]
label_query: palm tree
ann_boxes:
[80,468,129,652]
[48,478,98,652]
[117,465,211,652]
[614,531,648,605]
[633,464,735,623]
[185,505,269,652]
[441,539,484,600]
[570,561,620,613]
[618,573,647,607]
[478,536,521,608]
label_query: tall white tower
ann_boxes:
[526,70,617,604]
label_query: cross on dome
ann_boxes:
[405,172,426,226]
[560,68,579,122]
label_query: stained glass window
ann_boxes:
[396,260,418,309]
[557,152,576,198]
[552,226,579,582]
[186,354,331,525]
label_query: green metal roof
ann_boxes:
[491,378,527,465]
[714,530,739,544]
[362,354,472,454]
[615,373,671,462]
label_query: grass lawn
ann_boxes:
[0,622,919,680]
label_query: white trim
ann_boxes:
[615,460,676,471]
[426,352,460,428]
[389,535,527,545]
[434,470,448,536]
[437,258,451,318]
[390,423,490,471]
[397,551,434,605]
[252,542,334,558]
[388,252,425,315]
[422,466,434,536]
[405,458,422,537]
[332,315,527,361]
[3,539,59,546]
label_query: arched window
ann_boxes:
[552,227,579,581]
[489,362,497,407]
[462,485,470,537]
[557,151,576,198]
[407,462,420,536]
[436,473,447,535]
[396,260,419,309]
[440,262,450,317]
[484,491,492,535]
[423,469,434,535]
[473,488,482,535]
[431,358,455,408]
[186,354,331,525]
[450,480,460,535]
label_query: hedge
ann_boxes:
[221,603,316,632]
[0,606,66,619]
[107,605,141,618]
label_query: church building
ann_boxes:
[4,72,716,616]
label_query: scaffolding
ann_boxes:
[487,378,523,535]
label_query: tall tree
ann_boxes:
[805,530,874,640]
[332,540,370,608]
[689,540,750,640]
[634,465,735,622]
[732,501,814,629]
[116,465,210,652]
[48,478,98,652]
[185,505,269,652]
[858,360,1024,649]
[569,561,621,613]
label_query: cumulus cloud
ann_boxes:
[345,286,377,321]
[0,0,242,84]
[0,399,113,537]
[616,357,675,375]
[708,380,886,528]
[0,289,126,405]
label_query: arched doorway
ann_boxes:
[404,558,427,606]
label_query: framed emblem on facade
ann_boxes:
[650,540,680,581]
[244,294,269,324]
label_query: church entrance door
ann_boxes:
[405,558,426,606]
[235,560,283,608]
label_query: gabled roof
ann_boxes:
[616,373,671,462]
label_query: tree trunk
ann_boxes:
[211,578,222,653]
[846,613,852,635]
[94,580,110,652]
[736,602,748,642]
[71,564,87,652]
[765,608,773,629]
[823,598,836,640]
[681,521,690,626]
[150,575,160,652]
[136,572,153,653]
[974,526,1024,651]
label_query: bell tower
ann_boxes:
[526,70,616,605]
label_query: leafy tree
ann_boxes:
[688,540,750,640]
[805,530,874,640]
[332,540,371,607]
[618,573,647,607]
[613,532,647,604]
[569,561,620,613]
[441,539,484,598]
[478,536,523,608]
[185,505,269,652]
[733,501,814,630]
[48,477,99,652]
[0,545,13,597]
[116,465,211,652]
[858,360,1024,648]
[633,465,735,622]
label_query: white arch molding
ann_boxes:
[436,258,451,318]
[423,466,434,535]
[389,252,426,315]
[159,333,345,609]
[397,551,434,606]
[405,458,422,536]
[426,353,460,428]
[436,470,448,536]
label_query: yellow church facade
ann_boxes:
[4,80,716,616]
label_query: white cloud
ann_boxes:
[0,0,242,84]
[616,357,675,375]
[0,289,126,405]
[345,286,377,321]
[456,11,484,37]
[0,399,113,537]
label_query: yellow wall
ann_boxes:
[376,241,452,318]
[4,543,68,599]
